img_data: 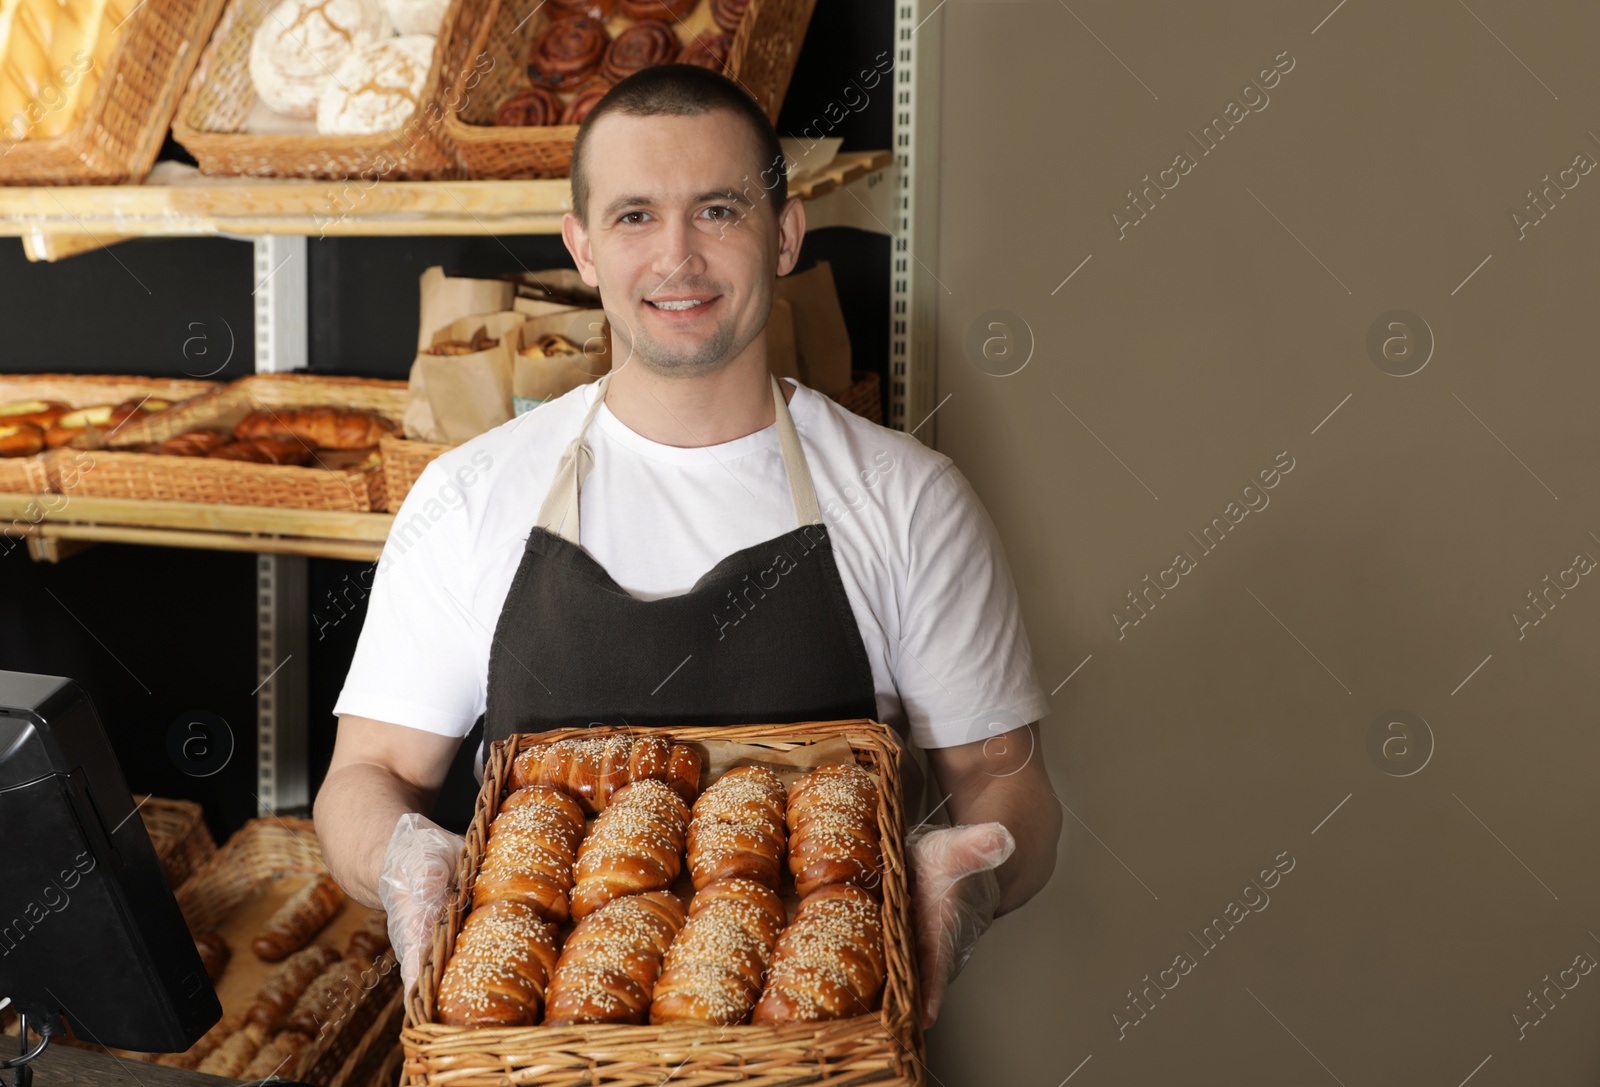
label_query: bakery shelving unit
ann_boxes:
[0,1,942,818]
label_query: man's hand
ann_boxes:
[907,821,1017,1028]
[377,813,465,997]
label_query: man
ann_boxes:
[314,64,1061,1028]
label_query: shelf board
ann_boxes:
[0,151,893,254]
[0,493,391,562]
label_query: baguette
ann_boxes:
[569,777,688,919]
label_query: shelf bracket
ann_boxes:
[252,235,311,816]
[892,0,942,440]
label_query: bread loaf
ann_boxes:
[649,877,785,1025]
[569,777,688,919]
[785,763,882,898]
[252,873,346,961]
[196,1022,268,1078]
[542,890,686,1026]
[750,883,885,1024]
[316,34,435,136]
[248,0,392,119]
[234,406,397,450]
[285,958,365,1036]
[472,785,587,922]
[686,764,786,891]
[509,735,701,812]
[437,900,560,1026]
[247,944,342,1030]
[240,1029,311,1080]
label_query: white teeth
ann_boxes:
[654,299,704,310]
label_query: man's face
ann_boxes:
[562,109,803,379]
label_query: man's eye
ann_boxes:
[702,205,736,220]
[620,211,648,224]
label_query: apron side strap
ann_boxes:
[772,374,824,527]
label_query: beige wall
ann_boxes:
[924,2,1600,1084]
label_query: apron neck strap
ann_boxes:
[535,373,823,546]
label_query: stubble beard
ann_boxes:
[628,305,739,377]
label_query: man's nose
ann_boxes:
[650,216,706,289]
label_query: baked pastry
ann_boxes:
[0,423,44,458]
[560,77,611,124]
[253,874,346,961]
[599,20,678,83]
[517,332,585,359]
[286,959,365,1035]
[437,900,561,1026]
[345,911,391,962]
[195,933,231,983]
[570,777,690,919]
[152,430,229,457]
[382,0,449,34]
[0,0,129,141]
[240,1029,311,1080]
[618,0,695,20]
[509,735,701,811]
[155,1014,240,1069]
[247,944,343,1030]
[424,325,498,355]
[317,34,436,136]
[234,406,397,449]
[471,785,587,922]
[196,1022,268,1077]
[709,0,747,32]
[677,33,730,72]
[209,437,315,465]
[750,883,886,1024]
[546,0,614,17]
[786,763,882,898]
[493,85,563,127]
[525,14,607,91]
[42,402,145,447]
[649,877,785,1024]
[687,764,786,891]
[542,890,686,1026]
[0,399,68,429]
[249,0,393,119]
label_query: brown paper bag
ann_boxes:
[505,269,602,308]
[510,309,613,415]
[767,297,801,383]
[417,267,515,352]
[404,312,527,443]
[774,261,853,396]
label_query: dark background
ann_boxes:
[0,0,892,843]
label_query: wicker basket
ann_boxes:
[0,0,225,184]
[169,0,475,179]
[0,374,218,493]
[58,373,407,512]
[176,817,402,1085]
[332,986,405,1087]
[441,0,818,180]
[134,794,218,892]
[401,719,925,1087]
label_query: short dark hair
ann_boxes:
[570,65,788,224]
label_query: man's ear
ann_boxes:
[775,196,806,277]
[561,211,601,288]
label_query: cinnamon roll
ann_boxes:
[560,78,613,124]
[526,15,609,90]
[710,0,747,33]
[546,0,614,17]
[677,33,730,72]
[494,85,564,126]
[600,20,678,83]
[617,0,695,21]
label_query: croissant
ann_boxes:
[234,406,396,450]
[750,884,886,1024]
[542,890,687,1026]
[786,763,883,899]
[570,777,689,919]
[510,736,701,812]
[472,786,587,922]
[155,1014,240,1069]
[687,764,786,891]
[246,944,342,1030]
[252,873,346,960]
[436,900,562,1027]
[649,877,786,1025]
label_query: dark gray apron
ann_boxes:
[483,373,881,741]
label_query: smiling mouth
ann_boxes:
[645,295,719,312]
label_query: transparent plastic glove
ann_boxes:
[906,821,1016,1028]
[377,812,464,998]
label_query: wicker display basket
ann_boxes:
[401,718,925,1087]
[379,370,885,512]
[332,986,406,1087]
[0,0,225,184]
[175,817,402,1084]
[0,374,217,493]
[170,0,476,179]
[134,793,218,892]
[58,373,407,512]
[441,0,818,180]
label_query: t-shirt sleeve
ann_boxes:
[332,459,490,736]
[893,462,1050,749]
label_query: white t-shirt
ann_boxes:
[334,378,1048,768]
